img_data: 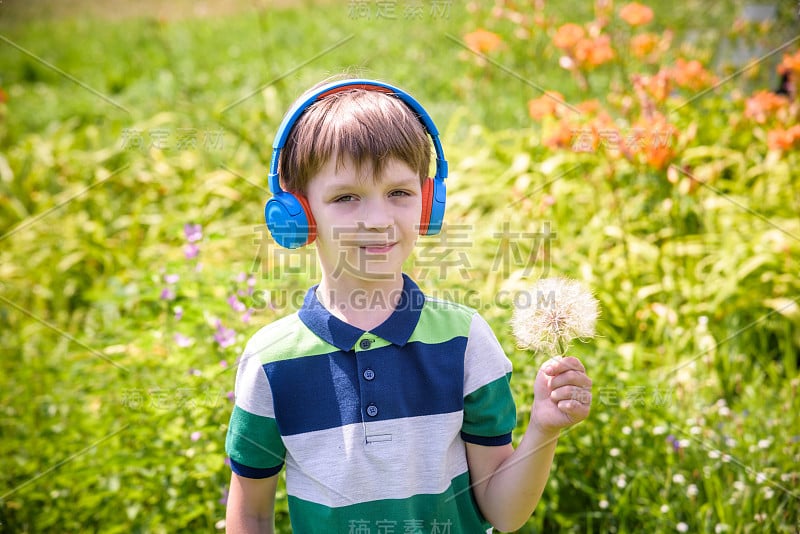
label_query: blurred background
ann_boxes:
[1,1,798,532]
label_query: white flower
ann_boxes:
[715,524,730,533]
[511,277,599,355]
[672,473,686,485]
[609,448,620,457]
[757,438,772,449]
[762,486,775,499]
[676,522,689,532]
[599,499,609,509]
[687,484,698,497]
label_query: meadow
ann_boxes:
[1,0,799,532]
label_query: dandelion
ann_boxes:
[510,277,599,356]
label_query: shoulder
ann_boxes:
[242,312,334,366]
[417,294,477,334]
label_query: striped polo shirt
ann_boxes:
[225,274,516,533]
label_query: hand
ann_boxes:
[531,356,592,435]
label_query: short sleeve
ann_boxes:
[225,345,286,478]
[461,313,516,446]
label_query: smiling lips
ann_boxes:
[360,242,397,253]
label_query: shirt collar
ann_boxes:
[298,274,424,351]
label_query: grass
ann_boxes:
[1,0,799,532]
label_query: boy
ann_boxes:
[225,79,592,533]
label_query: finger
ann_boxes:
[546,356,586,375]
[548,370,593,390]
[557,398,591,422]
[551,386,592,405]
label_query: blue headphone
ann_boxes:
[264,79,448,249]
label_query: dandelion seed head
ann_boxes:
[511,277,599,355]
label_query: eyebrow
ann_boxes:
[323,176,419,193]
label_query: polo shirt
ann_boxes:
[225,274,516,533]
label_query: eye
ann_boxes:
[333,194,356,203]
[389,190,412,198]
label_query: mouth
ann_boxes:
[359,242,397,254]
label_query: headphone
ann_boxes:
[264,79,448,249]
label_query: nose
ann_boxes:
[359,197,393,231]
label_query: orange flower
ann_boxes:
[463,28,503,54]
[619,2,654,26]
[576,99,601,114]
[0,87,7,104]
[767,125,800,151]
[630,33,659,59]
[777,49,800,76]
[544,120,576,150]
[574,35,615,68]
[553,23,585,50]
[630,112,677,170]
[633,69,671,103]
[528,91,567,120]
[744,90,789,123]
[672,58,717,91]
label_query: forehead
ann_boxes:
[310,157,419,189]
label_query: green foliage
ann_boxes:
[1,1,798,532]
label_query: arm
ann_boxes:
[466,357,592,532]
[226,473,278,534]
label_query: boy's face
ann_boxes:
[305,157,423,287]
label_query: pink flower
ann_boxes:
[190,431,202,442]
[164,273,180,284]
[160,287,176,301]
[174,333,193,347]
[227,294,247,313]
[214,321,236,348]
[184,243,199,260]
[184,223,203,243]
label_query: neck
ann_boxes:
[317,272,405,331]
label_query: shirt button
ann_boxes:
[363,368,375,381]
[366,404,378,417]
[359,339,372,350]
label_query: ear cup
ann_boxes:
[265,192,317,249]
[419,178,446,236]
